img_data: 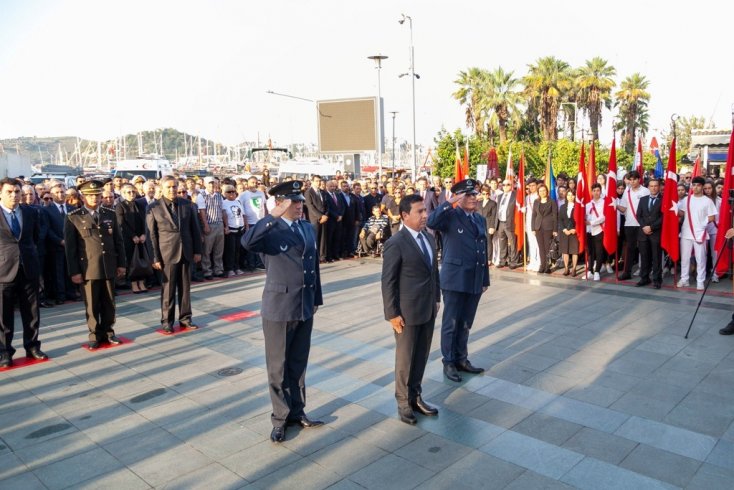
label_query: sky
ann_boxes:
[1,0,731,150]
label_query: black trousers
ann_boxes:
[262,317,313,427]
[536,229,554,272]
[52,247,68,300]
[394,317,435,408]
[622,226,640,275]
[325,219,341,260]
[0,267,40,356]
[588,232,604,273]
[160,259,193,328]
[639,233,662,283]
[81,278,116,342]
[224,228,244,272]
[497,221,517,266]
[441,290,481,365]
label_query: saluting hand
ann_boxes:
[389,315,405,334]
[448,193,463,205]
[270,199,292,219]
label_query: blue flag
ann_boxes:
[548,159,557,201]
[654,149,664,179]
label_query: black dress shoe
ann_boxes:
[457,360,485,374]
[0,352,12,368]
[55,299,65,305]
[635,280,651,287]
[270,426,286,443]
[287,415,324,428]
[618,273,631,281]
[203,275,213,281]
[39,301,53,308]
[108,336,123,345]
[398,408,417,425]
[25,348,48,360]
[720,322,734,335]
[443,364,462,382]
[509,264,519,270]
[87,341,100,350]
[653,282,662,289]
[179,323,199,330]
[411,397,438,416]
[161,326,174,334]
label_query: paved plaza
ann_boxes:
[1,259,734,489]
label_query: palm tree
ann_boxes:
[484,67,523,144]
[523,56,573,141]
[576,57,616,142]
[452,67,489,137]
[614,73,650,151]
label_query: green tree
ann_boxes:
[452,68,490,137]
[524,56,573,141]
[614,73,651,152]
[484,67,524,144]
[576,57,616,142]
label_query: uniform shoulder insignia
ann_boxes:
[100,206,114,213]
[69,207,84,215]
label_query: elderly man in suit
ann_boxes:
[65,180,127,348]
[304,175,327,261]
[636,178,664,288]
[0,178,47,367]
[382,194,441,424]
[146,175,202,334]
[242,180,324,443]
[496,179,518,268]
[427,179,489,383]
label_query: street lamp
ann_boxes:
[389,111,398,171]
[399,13,417,179]
[368,54,388,179]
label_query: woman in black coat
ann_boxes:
[558,189,580,276]
[477,184,498,265]
[115,184,148,292]
[531,184,558,273]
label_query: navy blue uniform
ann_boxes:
[426,201,489,366]
[242,214,322,428]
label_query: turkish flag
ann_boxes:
[715,131,734,275]
[661,138,680,263]
[603,139,618,255]
[634,137,644,175]
[574,143,588,253]
[514,153,525,254]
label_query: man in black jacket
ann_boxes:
[636,178,664,288]
[0,178,47,367]
[382,193,441,424]
[304,175,327,261]
[338,180,361,257]
[146,176,202,333]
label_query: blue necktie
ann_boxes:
[291,221,305,244]
[417,232,431,268]
[10,211,20,239]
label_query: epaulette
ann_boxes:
[100,206,115,213]
[69,207,84,215]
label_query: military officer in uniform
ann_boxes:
[426,178,489,383]
[242,180,324,443]
[65,180,127,349]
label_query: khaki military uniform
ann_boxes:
[64,206,127,342]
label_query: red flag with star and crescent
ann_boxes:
[603,139,618,255]
[660,138,680,263]
[715,131,734,275]
[574,143,588,253]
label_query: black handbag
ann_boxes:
[548,237,560,262]
[129,243,153,280]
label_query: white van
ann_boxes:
[112,157,174,181]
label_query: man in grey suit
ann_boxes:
[242,180,324,443]
[382,194,441,424]
[147,176,202,333]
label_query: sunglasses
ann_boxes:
[178,191,188,195]
[43,197,53,201]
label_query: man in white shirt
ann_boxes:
[523,179,540,271]
[677,176,718,290]
[585,183,605,281]
[238,176,267,271]
[616,170,649,280]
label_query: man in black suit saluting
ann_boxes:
[0,178,47,367]
[636,178,663,288]
[147,176,202,333]
[381,193,441,425]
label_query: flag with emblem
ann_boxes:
[715,130,734,275]
[661,138,680,263]
[603,139,618,255]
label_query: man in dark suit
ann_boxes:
[362,183,383,220]
[382,194,441,425]
[43,182,77,303]
[427,179,489,383]
[304,175,327,261]
[477,184,499,263]
[0,178,47,367]
[496,180,518,268]
[242,180,324,443]
[65,181,127,348]
[636,178,664,289]
[147,176,202,333]
[323,179,344,261]
[338,180,360,257]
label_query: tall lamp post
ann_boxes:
[389,111,398,172]
[399,13,417,179]
[368,54,388,179]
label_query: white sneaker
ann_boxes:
[593,272,600,281]
[235,269,244,275]
[676,279,688,288]
[697,282,705,291]
[712,274,720,283]
[605,264,614,274]
[633,268,640,277]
